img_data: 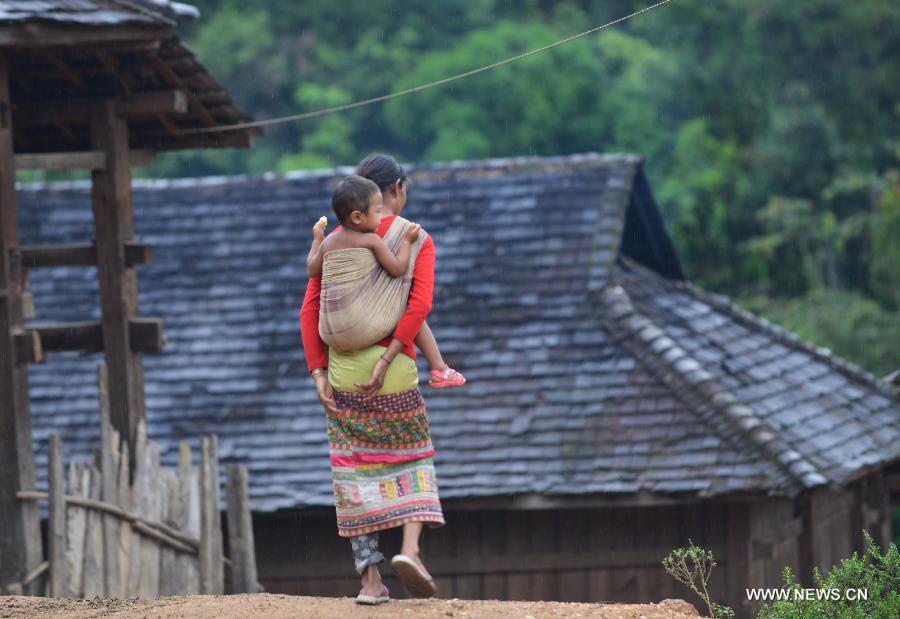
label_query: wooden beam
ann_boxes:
[21,292,33,320]
[20,241,151,268]
[32,319,164,354]
[886,474,900,494]
[13,330,43,365]
[156,114,184,139]
[259,544,731,581]
[149,56,217,126]
[48,53,89,92]
[14,150,155,171]
[129,318,165,353]
[120,90,187,117]
[0,54,43,596]
[15,91,188,126]
[0,24,168,49]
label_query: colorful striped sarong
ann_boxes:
[326,343,445,537]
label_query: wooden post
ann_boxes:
[89,98,146,463]
[138,439,161,596]
[225,464,259,594]
[117,440,133,597]
[199,435,223,594]
[726,501,751,618]
[159,468,179,596]
[66,463,89,598]
[47,435,68,597]
[126,421,147,597]
[0,54,43,595]
[98,363,121,597]
[178,442,200,593]
[82,462,104,598]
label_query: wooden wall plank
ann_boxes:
[505,511,531,600]
[159,468,178,596]
[125,423,146,597]
[528,510,559,601]
[225,464,259,594]
[210,436,224,593]
[116,440,132,597]
[557,509,588,602]
[480,510,507,600]
[98,364,120,597]
[727,501,751,619]
[587,504,613,603]
[449,510,481,600]
[177,442,200,593]
[66,463,88,598]
[82,463,103,598]
[47,434,68,597]
[199,436,218,593]
[138,440,161,596]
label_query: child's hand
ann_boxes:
[312,217,326,242]
[405,223,421,243]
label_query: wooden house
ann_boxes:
[20,154,900,617]
[0,0,256,595]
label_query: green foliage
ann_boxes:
[757,530,900,619]
[869,170,900,309]
[138,1,900,377]
[737,288,900,377]
[662,539,735,618]
[893,506,900,550]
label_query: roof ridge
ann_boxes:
[107,0,178,25]
[676,278,897,399]
[586,158,642,292]
[15,152,642,193]
[599,283,830,494]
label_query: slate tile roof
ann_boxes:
[17,153,900,511]
[0,0,198,26]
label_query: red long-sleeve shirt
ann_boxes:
[300,214,435,372]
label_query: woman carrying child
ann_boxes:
[299,153,462,604]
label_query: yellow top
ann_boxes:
[328,343,419,395]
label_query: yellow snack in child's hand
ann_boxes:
[318,216,328,228]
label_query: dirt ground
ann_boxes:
[1,595,702,618]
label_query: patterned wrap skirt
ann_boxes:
[327,343,445,537]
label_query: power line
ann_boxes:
[184,0,674,135]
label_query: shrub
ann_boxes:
[662,539,735,618]
[757,530,900,618]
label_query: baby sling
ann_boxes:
[318,215,426,352]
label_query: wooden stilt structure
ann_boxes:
[0,0,258,594]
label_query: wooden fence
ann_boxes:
[14,365,260,598]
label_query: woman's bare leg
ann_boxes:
[360,565,383,596]
[400,521,424,561]
[414,321,446,372]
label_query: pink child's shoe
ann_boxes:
[429,366,466,388]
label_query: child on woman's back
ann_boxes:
[307,174,465,388]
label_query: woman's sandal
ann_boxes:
[429,366,466,388]
[391,554,437,598]
[355,583,390,605]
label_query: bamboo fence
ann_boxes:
[15,365,260,597]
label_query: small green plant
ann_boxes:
[757,530,900,619]
[663,539,735,618]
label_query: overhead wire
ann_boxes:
[182,0,674,135]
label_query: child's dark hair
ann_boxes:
[332,174,379,223]
[356,153,407,192]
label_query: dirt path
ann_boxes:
[1,595,701,618]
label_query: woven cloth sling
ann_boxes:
[318,215,427,352]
